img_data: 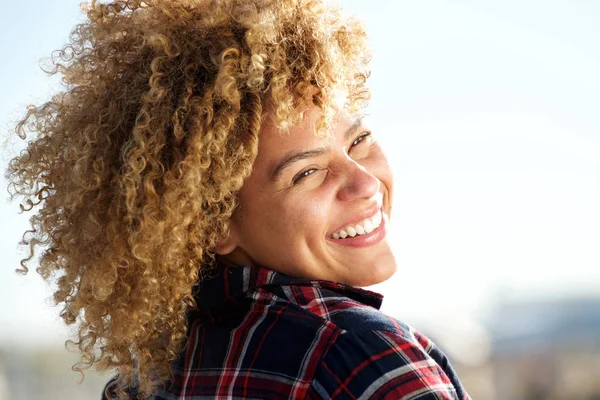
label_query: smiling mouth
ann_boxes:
[328,209,383,240]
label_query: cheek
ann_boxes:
[247,199,302,237]
[281,194,332,233]
[367,149,394,186]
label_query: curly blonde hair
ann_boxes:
[4,0,370,396]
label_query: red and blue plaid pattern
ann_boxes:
[105,265,470,399]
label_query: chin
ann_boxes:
[348,262,397,288]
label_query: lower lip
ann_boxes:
[325,211,388,248]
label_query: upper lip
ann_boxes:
[327,204,382,237]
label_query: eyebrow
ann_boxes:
[270,117,364,182]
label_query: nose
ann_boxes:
[336,160,380,202]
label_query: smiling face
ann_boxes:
[215,107,396,287]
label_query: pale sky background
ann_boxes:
[0,0,599,350]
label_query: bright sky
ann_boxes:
[1,0,599,347]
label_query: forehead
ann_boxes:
[251,110,322,163]
[256,109,360,157]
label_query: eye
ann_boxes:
[350,131,372,149]
[292,168,317,185]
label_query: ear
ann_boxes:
[213,225,239,256]
[213,222,254,266]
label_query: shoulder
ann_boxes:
[257,283,470,398]
[307,320,471,399]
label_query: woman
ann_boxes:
[5,0,470,398]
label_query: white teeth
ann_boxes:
[372,212,382,227]
[330,210,383,240]
[363,219,373,233]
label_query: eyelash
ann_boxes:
[352,131,371,147]
[291,131,372,185]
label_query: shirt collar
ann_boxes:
[193,264,383,311]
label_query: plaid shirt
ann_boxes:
[105,265,470,399]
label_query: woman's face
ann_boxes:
[217,107,396,287]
